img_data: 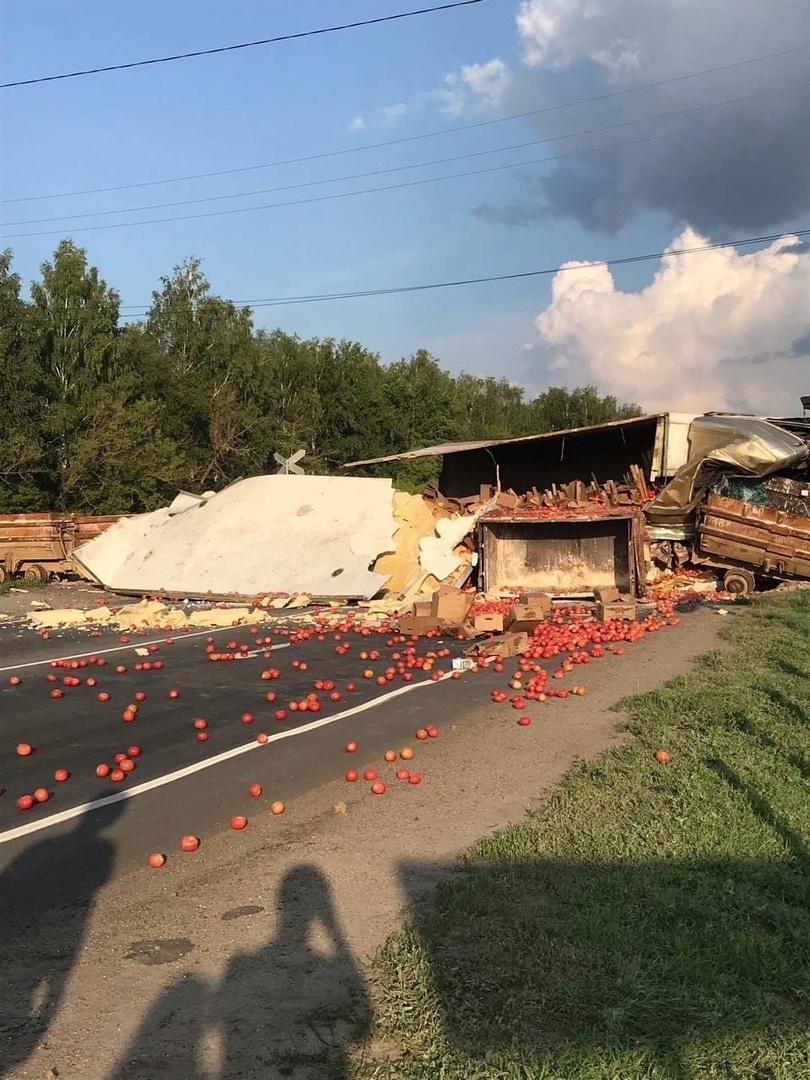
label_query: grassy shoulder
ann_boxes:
[351,593,810,1080]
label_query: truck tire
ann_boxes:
[24,563,49,584]
[723,568,756,596]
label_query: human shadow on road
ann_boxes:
[110,864,371,1080]
[0,801,125,1079]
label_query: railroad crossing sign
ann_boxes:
[274,449,306,475]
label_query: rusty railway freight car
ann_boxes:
[0,512,120,582]
[695,494,810,593]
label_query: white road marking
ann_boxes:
[0,673,453,845]
[0,626,285,673]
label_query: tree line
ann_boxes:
[0,240,642,514]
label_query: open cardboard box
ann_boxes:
[473,611,515,633]
[465,631,530,659]
[431,585,474,625]
[398,613,441,635]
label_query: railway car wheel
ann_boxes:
[23,563,49,584]
[723,568,756,595]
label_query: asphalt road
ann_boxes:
[0,616,493,914]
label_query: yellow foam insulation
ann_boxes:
[27,600,262,631]
[373,493,448,595]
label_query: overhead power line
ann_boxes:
[117,229,810,318]
[0,131,696,239]
[0,0,484,88]
[6,85,809,242]
[4,41,808,202]
[4,81,802,228]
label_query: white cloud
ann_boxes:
[349,115,366,131]
[422,57,512,117]
[380,102,409,126]
[530,229,810,414]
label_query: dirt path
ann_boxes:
[4,607,734,1080]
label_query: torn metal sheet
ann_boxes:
[71,475,397,600]
[343,415,663,467]
[646,416,809,523]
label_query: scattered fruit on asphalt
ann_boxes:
[230,816,248,830]
[248,783,262,797]
[148,852,167,868]
[54,768,70,782]
[345,769,359,782]
[370,780,386,795]
[180,834,200,852]
[270,801,285,815]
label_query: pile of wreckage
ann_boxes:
[5,407,808,636]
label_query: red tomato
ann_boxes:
[248,783,262,797]
[230,816,248,831]
[180,835,200,852]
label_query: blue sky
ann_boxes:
[2,0,809,411]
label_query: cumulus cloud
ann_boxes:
[479,0,810,234]
[349,115,366,132]
[425,58,512,116]
[529,229,810,414]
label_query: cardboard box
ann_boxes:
[412,600,433,618]
[431,585,474,625]
[465,631,530,659]
[474,611,515,633]
[510,603,549,633]
[597,598,637,622]
[517,592,553,612]
[593,585,620,604]
[398,614,441,636]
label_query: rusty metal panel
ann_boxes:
[0,513,120,570]
[697,494,810,579]
[480,513,638,595]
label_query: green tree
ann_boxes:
[30,240,121,506]
[451,374,531,440]
[145,257,263,488]
[0,250,47,510]
[530,385,642,432]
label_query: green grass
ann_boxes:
[350,593,810,1080]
